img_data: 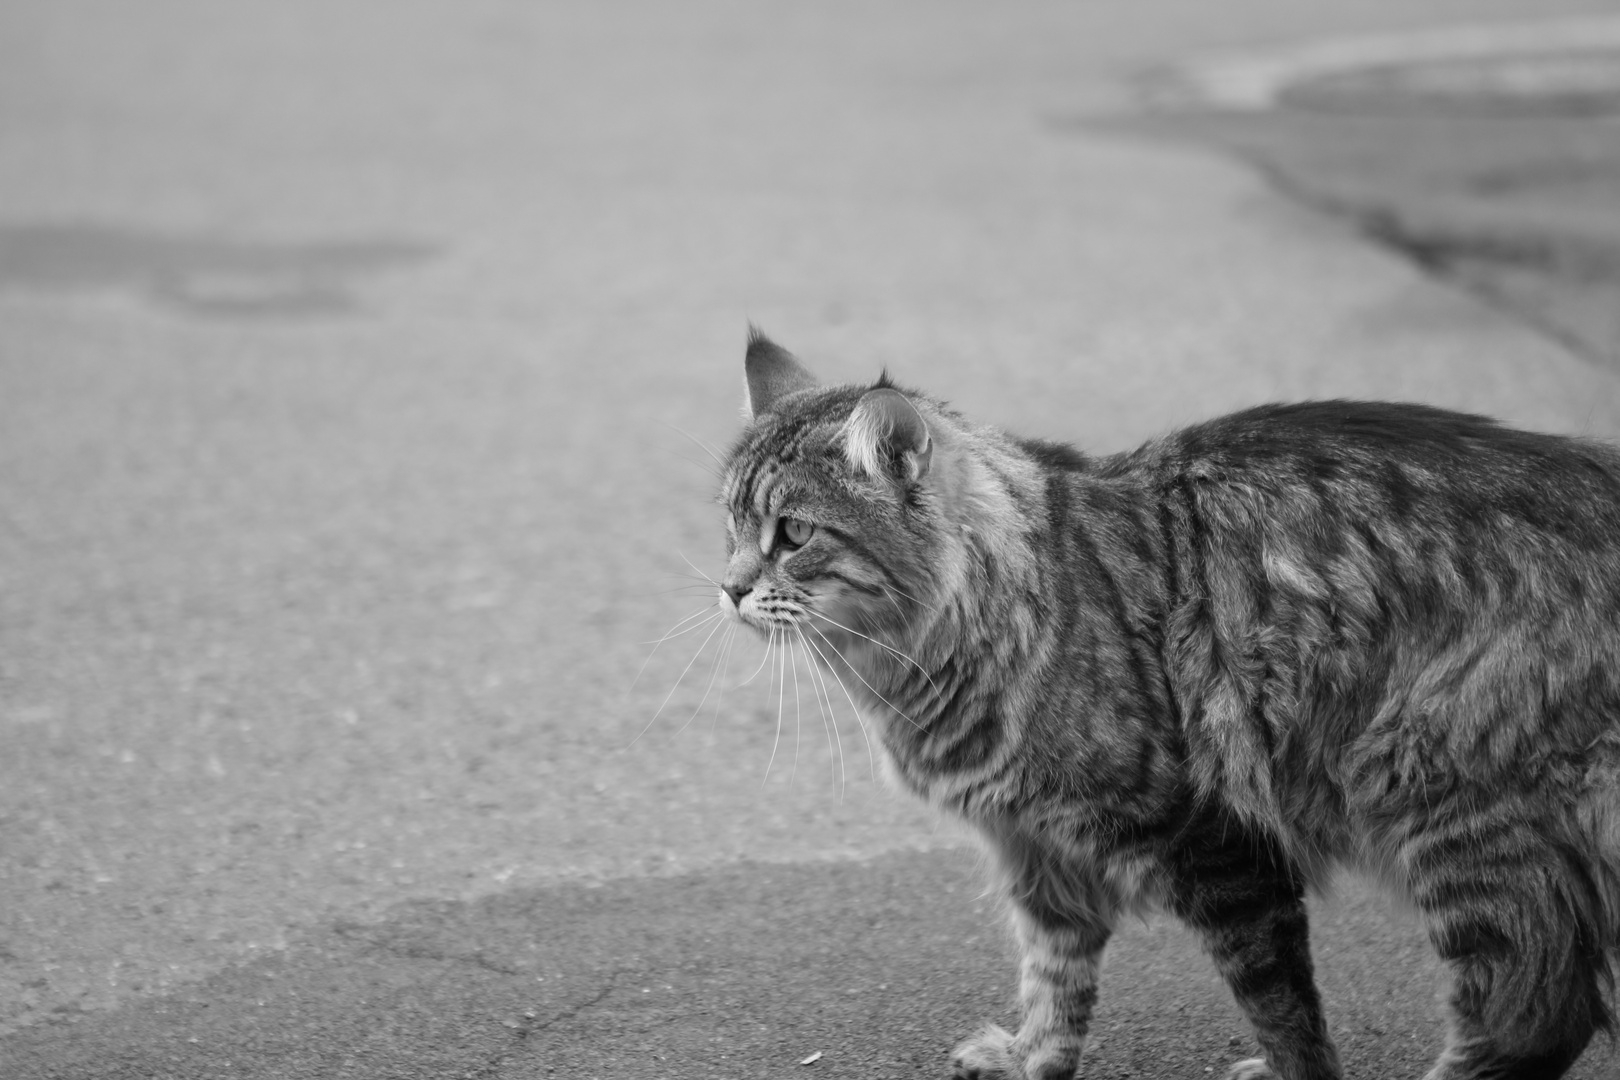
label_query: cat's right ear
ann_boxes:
[744,326,817,419]
[843,388,932,485]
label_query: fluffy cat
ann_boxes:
[717,330,1620,1080]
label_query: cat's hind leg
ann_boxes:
[1404,811,1610,1080]
[1167,821,1343,1080]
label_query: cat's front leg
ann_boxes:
[1167,821,1342,1080]
[952,852,1113,1080]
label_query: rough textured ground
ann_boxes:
[9,850,1613,1079]
[5,1,1620,1077]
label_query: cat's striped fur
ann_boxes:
[718,330,1620,1080]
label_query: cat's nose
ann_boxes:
[723,582,751,606]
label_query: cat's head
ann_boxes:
[718,329,956,649]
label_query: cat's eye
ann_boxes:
[779,517,814,548]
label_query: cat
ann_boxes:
[715,328,1620,1080]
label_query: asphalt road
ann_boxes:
[4,2,1620,1077]
[12,850,1614,1080]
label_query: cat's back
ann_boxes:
[1154,399,1620,548]
[1127,401,1620,877]
[1133,400,1620,764]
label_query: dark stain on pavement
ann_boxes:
[0,222,437,319]
[1097,47,1620,369]
[2,849,1615,1079]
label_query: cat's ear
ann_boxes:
[745,326,817,419]
[843,388,932,484]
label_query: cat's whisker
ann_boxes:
[663,570,727,587]
[662,421,727,471]
[737,624,776,687]
[796,629,847,799]
[789,632,803,787]
[883,582,940,614]
[628,612,729,747]
[880,587,909,621]
[666,568,723,583]
[810,611,941,696]
[795,628,837,763]
[794,629,828,764]
[677,620,735,734]
[670,451,723,480]
[788,634,817,791]
[763,628,786,789]
[800,628,879,785]
[630,606,723,692]
[675,550,723,589]
[708,619,739,734]
[635,606,721,649]
[808,625,925,732]
[654,584,725,597]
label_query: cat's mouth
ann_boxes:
[720,588,799,633]
[724,590,858,655]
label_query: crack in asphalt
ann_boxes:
[470,972,626,1079]
[330,921,527,978]
[324,916,635,1079]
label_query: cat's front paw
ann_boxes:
[950,1025,1080,1080]
[950,1025,1022,1080]
[1225,1058,1276,1080]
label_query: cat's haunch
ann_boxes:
[718,331,1620,1080]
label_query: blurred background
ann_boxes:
[2,2,1618,1076]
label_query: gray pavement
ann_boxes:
[12,851,1611,1079]
[3,1,1620,1077]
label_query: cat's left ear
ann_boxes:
[745,327,818,419]
[843,388,932,485]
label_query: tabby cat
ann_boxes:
[716,330,1620,1080]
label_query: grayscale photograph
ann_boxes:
[3,2,1620,1078]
